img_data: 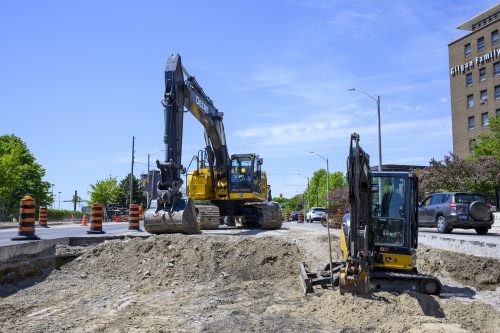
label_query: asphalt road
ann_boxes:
[0,222,139,247]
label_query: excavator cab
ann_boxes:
[229,154,263,195]
[371,171,419,271]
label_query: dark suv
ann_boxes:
[418,192,494,234]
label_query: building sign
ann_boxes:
[450,47,500,76]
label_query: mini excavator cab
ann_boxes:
[370,171,419,272]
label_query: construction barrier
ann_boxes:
[87,203,105,234]
[38,206,49,228]
[128,204,142,231]
[81,213,88,226]
[12,195,40,240]
[298,212,304,223]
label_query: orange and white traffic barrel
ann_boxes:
[128,204,142,231]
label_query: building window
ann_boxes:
[479,67,486,81]
[494,62,500,76]
[468,116,475,129]
[466,73,473,86]
[467,94,474,108]
[465,43,472,57]
[478,37,485,51]
[482,113,489,126]
[492,30,499,45]
[496,86,500,99]
[497,109,500,116]
[469,139,476,153]
[480,90,488,104]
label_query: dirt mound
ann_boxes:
[417,246,500,291]
[71,235,300,288]
[1,232,500,332]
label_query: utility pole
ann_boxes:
[147,153,150,205]
[73,190,77,211]
[130,136,135,205]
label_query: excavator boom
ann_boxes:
[145,54,228,234]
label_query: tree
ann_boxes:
[472,115,500,160]
[416,153,500,201]
[0,135,51,221]
[308,169,347,208]
[88,176,121,206]
[273,194,303,214]
[116,173,147,206]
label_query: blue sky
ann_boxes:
[0,0,496,208]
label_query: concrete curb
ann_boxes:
[0,234,150,263]
[418,233,499,259]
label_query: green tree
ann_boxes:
[116,173,147,206]
[308,169,347,208]
[0,135,51,221]
[472,115,500,160]
[273,194,303,214]
[88,176,121,206]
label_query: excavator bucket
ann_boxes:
[144,197,200,234]
[339,268,370,295]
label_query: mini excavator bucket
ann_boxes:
[144,197,199,234]
[339,264,371,295]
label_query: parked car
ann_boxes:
[288,211,299,221]
[418,192,494,234]
[306,207,326,223]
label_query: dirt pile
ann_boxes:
[72,235,300,287]
[417,245,500,291]
[1,232,499,332]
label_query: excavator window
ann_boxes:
[230,157,254,191]
[371,175,406,247]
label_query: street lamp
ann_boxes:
[310,152,329,208]
[349,88,382,171]
[297,174,310,211]
[58,191,61,210]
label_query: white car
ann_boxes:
[306,207,326,223]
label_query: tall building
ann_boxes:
[449,3,500,157]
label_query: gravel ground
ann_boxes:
[0,225,499,332]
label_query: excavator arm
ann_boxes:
[145,54,230,234]
[339,133,372,294]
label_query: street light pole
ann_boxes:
[58,191,61,210]
[349,88,382,171]
[310,152,329,208]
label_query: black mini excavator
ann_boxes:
[299,133,441,295]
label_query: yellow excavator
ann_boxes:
[299,133,441,295]
[144,54,282,234]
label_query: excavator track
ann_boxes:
[256,204,283,230]
[195,205,221,230]
[370,270,442,295]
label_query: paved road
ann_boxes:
[0,222,140,247]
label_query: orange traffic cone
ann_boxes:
[71,214,75,223]
[81,213,87,226]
